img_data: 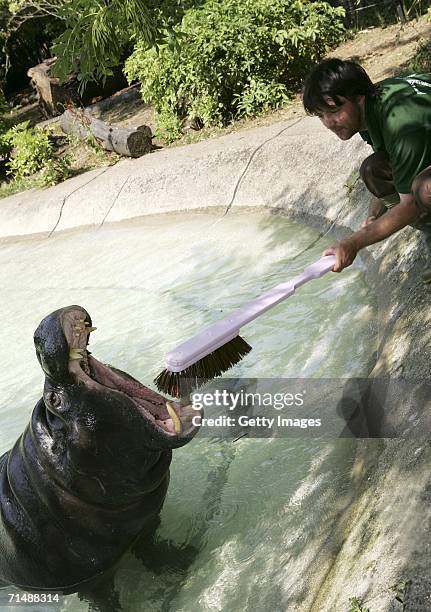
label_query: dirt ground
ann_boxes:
[335,14,431,80]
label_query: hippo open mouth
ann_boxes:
[1,305,202,593]
[62,306,201,438]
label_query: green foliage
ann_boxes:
[348,596,370,612]
[125,0,345,139]
[1,121,71,185]
[155,107,183,143]
[39,154,72,186]
[51,0,156,89]
[390,579,410,610]
[404,38,431,74]
[4,121,52,178]
[236,79,289,117]
[37,0,194,90]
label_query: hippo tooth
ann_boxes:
[86,327,97,332]
[69,349,84,360]
[166,402,182,434]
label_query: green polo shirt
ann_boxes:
[360,74,431,193]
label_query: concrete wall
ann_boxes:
[1,116,430,610]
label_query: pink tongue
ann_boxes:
[156,417,176,433]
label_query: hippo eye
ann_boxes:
[46,391,61,408]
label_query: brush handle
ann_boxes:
[165,255,336,371]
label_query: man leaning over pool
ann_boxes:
[303,57,431,279]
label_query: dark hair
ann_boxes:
[302,58,376,115]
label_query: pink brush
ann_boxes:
[154,255,336,397]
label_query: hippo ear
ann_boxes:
[33,306,92,382]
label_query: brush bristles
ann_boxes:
[154,335,252,398]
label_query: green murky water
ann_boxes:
[0,209,376,611]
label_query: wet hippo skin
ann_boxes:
[0,305,201,593]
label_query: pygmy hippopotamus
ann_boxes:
[0,305,202,593]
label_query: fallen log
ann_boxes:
[59,108,152,158]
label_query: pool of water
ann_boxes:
[0,209,376,610]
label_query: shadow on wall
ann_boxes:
[249,164,431,610]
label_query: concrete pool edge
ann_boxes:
[1,116,430,610]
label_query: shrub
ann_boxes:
[39,155,72,186]
[1,121,71,186]
[4,122,53,179]
[0,88,11,155]
[404,39,431,74]
[125,0,345,138]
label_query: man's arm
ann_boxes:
[324,193,420,272]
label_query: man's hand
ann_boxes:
[323,239,358,272]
